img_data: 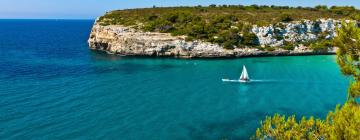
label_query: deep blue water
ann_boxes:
[0,20,349,139]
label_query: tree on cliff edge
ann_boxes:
[253,22,360,140]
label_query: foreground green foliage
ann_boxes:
[98,5,360,49]
[334,21,360,100]
[254,22,360,140]
[255,103,360,139]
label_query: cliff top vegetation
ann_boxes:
[98,5,359,26]
[97,5,360,49]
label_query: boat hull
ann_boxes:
[222,79,250,83]
[239,80,250,83]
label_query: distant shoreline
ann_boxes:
[89,5,347,58]
[88,24,337,59]
[91,49,336,59]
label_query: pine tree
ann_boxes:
[254,21,360,140]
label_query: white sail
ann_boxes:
[240,69,245,80]
[239,65,249,81]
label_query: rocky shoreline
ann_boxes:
[88,19,338,58]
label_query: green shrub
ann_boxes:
[350,13,360,21]
[142,21,157,32]
[280,13,293,22]
[283,45,295,50]
[265,46,275,51]
[158,25,174,33]
[185,36,194,42]
[241,32,259,46]
[165,14,179,23]
[315,5,328,10]
[275,35,284,41]
[99,22,110,26]
[223,41,235,50]
[209,4,217,8]
[310,39,332,52]
[330,6,356,16]
[170,29,185,36]
[147,15,158,21]
[211,36,224,44]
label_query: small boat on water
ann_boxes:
[222,65,251,83]
[239,65,250,82]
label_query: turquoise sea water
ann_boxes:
[0,20,349,139]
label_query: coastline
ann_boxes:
[91,48,336,59]
[88,22,337,59]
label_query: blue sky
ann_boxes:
[1,0,360,19]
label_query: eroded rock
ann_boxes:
[88,19,337,58]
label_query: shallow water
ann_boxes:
[0,20,349,139]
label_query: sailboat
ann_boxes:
[239,65,250,82]
[222,65,251,83]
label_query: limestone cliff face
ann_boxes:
[252,19,342,47]
[88,24,232,58]
[88,19,338,58]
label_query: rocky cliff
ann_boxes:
[252,19,342,47]
[88,19,340,58]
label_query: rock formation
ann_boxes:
[88,19,339,58]
[252,19,342,47]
